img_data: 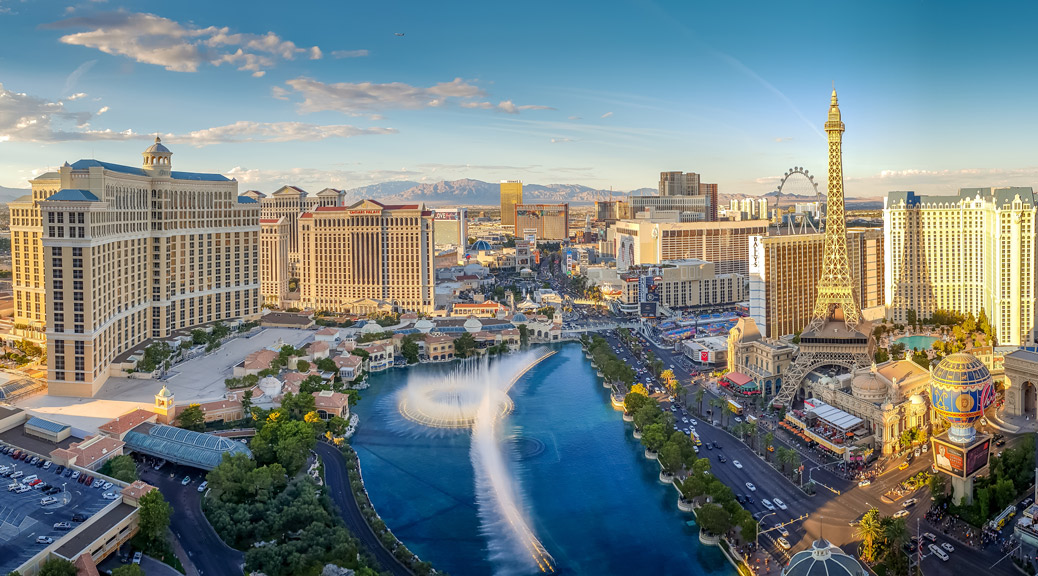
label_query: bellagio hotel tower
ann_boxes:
[13,138,261,397]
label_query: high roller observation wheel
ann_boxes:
[773,166,824,234]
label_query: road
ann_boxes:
[315,442,413,576]
[138,465,244,576]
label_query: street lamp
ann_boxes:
[756,511,778,549]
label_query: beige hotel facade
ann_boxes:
[33,138,261,397]
[298,200,436,314]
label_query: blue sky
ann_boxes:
[1,0,1037,198]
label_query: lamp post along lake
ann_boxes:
[349,343,735,576]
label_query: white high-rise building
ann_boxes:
[884,188,1036,346]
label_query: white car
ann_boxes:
[777,537,791,550]
[102,482,113,490]
[745,482,757,491]
[773,498,788,510]
[762,499,776,511]
[774,523,789,537]
[36,536,54,544]
[941,542,954,553]
[893,509,910,519]
[197,481,209,493]
[102,492,118,500]
[858,479,871,487]
[929,544,948,561]
[733,460,743,469]
[690,419,698,426]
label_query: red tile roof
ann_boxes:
[98,409,156,437]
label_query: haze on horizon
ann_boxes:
[1,0,1037,198]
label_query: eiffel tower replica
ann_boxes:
[772,89,876,408]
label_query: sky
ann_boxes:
[1,0,1037,198]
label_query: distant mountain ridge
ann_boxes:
[344,179,649,206]
[0,186,30,205]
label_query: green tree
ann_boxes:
[928,471,948,506]
[890,342,906,361]
[882,517,910,576]
[856,508,883,563]
[316,357,337,372]
[763,432,774,459]
[251,416,316,475]
[696,503,732,535]
[640,422,667,453]
[454,333,478,358]
[99,454,138,483]
[241,389,254,418]
[111,565,145,576]
[401,335,420,364]
[695,388,706,416]
[874,347,890,364]
[658,441,683,474]
[911,350,930,369]
[906,309,917,327]
[37,559,76,576]
[176,404,206,432]
[137,489,173,544]
[296,359,310,372]
[518,324,529,347]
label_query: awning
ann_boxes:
[724,372,753,387]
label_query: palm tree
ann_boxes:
[855,508,883,564]
[764,432,774,459]
[775,447,790,475]
[695,389,706,416]
[789,451,802,482]
[883,517,911,576]
[710,397,726,425]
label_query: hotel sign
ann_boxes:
[433,211,460,221]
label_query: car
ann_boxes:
[55,465,65,475]
[777,537,791,550]
[746,482,756,491]
[717,454,727,463]
[902,498,917,508]
[773,498,788,510]
[893,509,910,519]
[10,471,23,480]
[40,496,58,506]
[102,482,113,490]
[181,476,191,486]
[690,419,698,426]
[735,417,743,423]
[54,522,72,530]
[736,494,745,504]
[36,536,54,544]
[70,471,80,480]
[76,474,85,484]
[922,532,937,542]
[84,476,94,487]
[929,544,948,561]
[102,491,119,500]
[713,441,721,449]
[744,494,755,505]
[45,487,60,495]
[133,552,143,565]
[6,482,19,491]
[774,523,789,537]
[733,460,743,469]
[922,444,929,453]
[914,448,921,457]
[996,439,1007,447]
[705,443,713,450]
[898,462,909,470]
[858,479,871,487]
[29,456,39,465]
[71,513,86,522]
[941,542,954,553]
[64,468,73,478]
[762,499,776,511]
[15,485,30,494]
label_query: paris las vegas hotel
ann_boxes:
[10,138,262,397]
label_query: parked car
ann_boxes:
[70,471,80,480]
[197,481,208,493]
[55,465,65,475]
[54,522,72,530]
[72,513,87,522]
[181,476,191,486]
[102,482,113,490]
[40,496,58,506]
[36,536,54,544]
[102,492,118,500]
[133,552,143,565]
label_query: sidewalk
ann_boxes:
[169,529,201,576]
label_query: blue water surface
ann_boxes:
[350,343,735,576]
[894,335,940,350]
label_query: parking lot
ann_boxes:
[0,442,121,575]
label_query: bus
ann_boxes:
[727,399,743,416]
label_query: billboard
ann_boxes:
[700,350,710,363]
[433,210,460,221]
[748,235,764,275]
[640,302,658,318]
[932,439,964,476]
[640,275,659,303]
[966,439,991,477]
[617,234,636,272]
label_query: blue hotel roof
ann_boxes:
[47,189,100,202]
[70,159,230,182]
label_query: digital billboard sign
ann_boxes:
[640,302,658,318]
[932,435,991,479]
[966,439,991,477]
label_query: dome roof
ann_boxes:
[782,539,864,576]
[414,319,434,332]
[931,353,991,389]
[850,372,888,402]
[511,312,528,323]
[145,136,171,154]
[909,394,924,405]
[470,239,493,251]
[156,385,174,399]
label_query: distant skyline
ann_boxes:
[2,1,1038,197]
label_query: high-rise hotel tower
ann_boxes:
[884,188,1036,346]
[38,138,261,397]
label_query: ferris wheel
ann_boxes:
[772,167,824,234]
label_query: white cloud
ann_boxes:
[45,12,321,76]
[600,111,613,118]
[225,166,422,189]
[179,121,396,145]
[460,101,494,110]
[65,92,88,101]
[63,59,97,94]
[496,100,554,114]
[774,136,793,143]
[283,76,485,116]
[568,115,582,120]
[550,137,575,144]
[332,49,369,59]
[96,106,109,115]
